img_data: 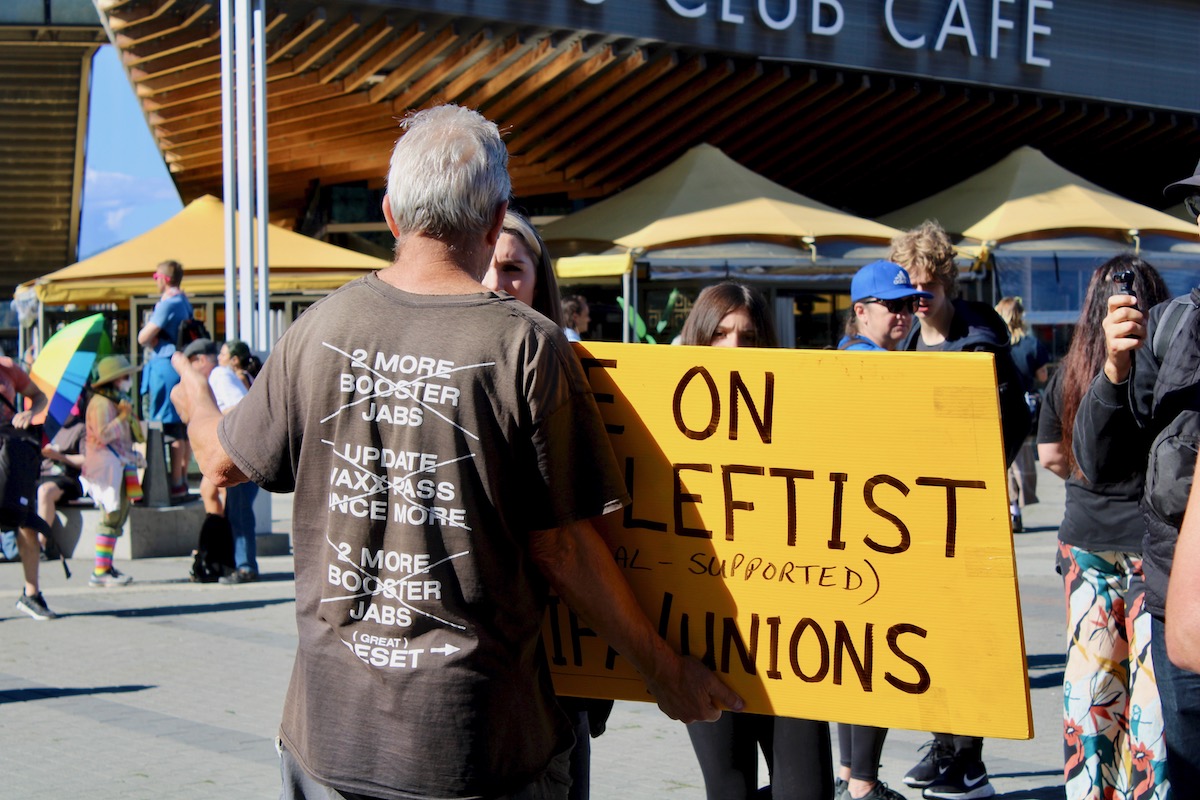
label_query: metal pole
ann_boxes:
[235,0,254,344]
[219,0,237,341]
[621,271,630,343]
[253,0,270,351]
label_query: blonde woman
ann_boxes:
[994,296,1050,531]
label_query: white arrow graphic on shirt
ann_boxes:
[430,644,460,657]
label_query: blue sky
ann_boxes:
[78,45,182,260]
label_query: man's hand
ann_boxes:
[530,519,744,726]
[11,409,34,429]
[644,653,743,724]
[169,351,205,424]
[1102,293,1145,385]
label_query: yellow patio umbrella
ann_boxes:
[18,195,388,305]
[881,147,1198,246]
[540,144,900,250]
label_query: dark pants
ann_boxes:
[279,741,570,800]
[837,724,889,782]
[688,712,833,800]
[1152,616,1200,791]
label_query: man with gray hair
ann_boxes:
[171,104,740,799]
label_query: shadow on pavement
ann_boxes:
[995,786,1066,799]
[1027,653,1066,670]
[63,597,294,618]
[0,684,153,704]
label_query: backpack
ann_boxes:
[1143,290,1200,527]
[176,317,210,351]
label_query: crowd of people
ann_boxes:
[6,104,1200,800]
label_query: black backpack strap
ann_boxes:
[1153,295,1198,362]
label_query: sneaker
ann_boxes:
[859,782,902,800]
[219,567,258,585]
[921,759,994,799]
[15,592,58,620]
[904,739,953,788]
[835,778,849,800]
[854,783,907,800]
[89,568,133,587]
[1011,513,1023,533]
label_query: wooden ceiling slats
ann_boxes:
[127,38,220,79]
[566,59,735,183]
[317,14,393,83]
[120,21,220,68]
[456,35,562,111]
[340,20,425,93]
[267,8,327,64]
[517,52,677,164]
[499,42,620,134]
[277,12,359,75]
[383,29,506,111]
[365,23,461,104]
[112,3,211,49]
[813,86,964,190]
[436,33,532,106]
[478,38,584,122]
[107,0,179,34]
[586,62,773,190]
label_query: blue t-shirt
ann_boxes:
[146,292,193,359]
[836,334,886,351]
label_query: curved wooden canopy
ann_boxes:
[97,1,1200,230]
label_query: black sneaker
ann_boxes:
[904,739,953,788]
[856,782,907,800]
[219,568,258,585]
[921,758,994,799]
[15,592,58,620]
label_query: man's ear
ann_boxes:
[382,196,400,237]
[484,200,509,248]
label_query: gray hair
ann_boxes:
[385,105,510,242]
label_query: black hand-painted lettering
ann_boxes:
[914,477,988,558]
[674,463,713,538]
[729,371,774,443]
[722,464,763,542]
[769,467,814,547]
[885,623,931,694]
[863,474,911,554]
[673,366,720,440]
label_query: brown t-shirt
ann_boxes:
[219,273,628,799]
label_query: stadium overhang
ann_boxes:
[94,0,1200,226]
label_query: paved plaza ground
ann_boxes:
[2,465,1069,799]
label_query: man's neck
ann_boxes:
[162,286,182,298]
[920,301,955,343]
[377,234,490,295]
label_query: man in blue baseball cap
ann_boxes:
[837,260,932,351]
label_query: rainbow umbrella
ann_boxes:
[30,313,113,438]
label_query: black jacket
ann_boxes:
[1074,298,1192,620]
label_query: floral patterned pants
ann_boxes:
[1058,544,1170,800]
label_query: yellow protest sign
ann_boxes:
[546,342,1032,740]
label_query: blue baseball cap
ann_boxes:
[850,260,933,304]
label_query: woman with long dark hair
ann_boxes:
[1037,254,1170,800]
[681,281,832,800]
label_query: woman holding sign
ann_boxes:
[1038,256,1170,800]
[833,261,925,800]
[680,281,835,800]
[482,209,613,800]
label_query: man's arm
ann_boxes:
[528,518,743,724]
[1167,457,1200,671]
[12,382,47,430]
[137,321,162,348]
[169,352,247,487]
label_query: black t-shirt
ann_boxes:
[1038,370,1144,552]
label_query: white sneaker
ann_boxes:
[89,568,133,587]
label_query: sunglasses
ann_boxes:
[1185,194,1200,220]
[862,297,917,314]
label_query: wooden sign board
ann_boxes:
[545,342,1033,740]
